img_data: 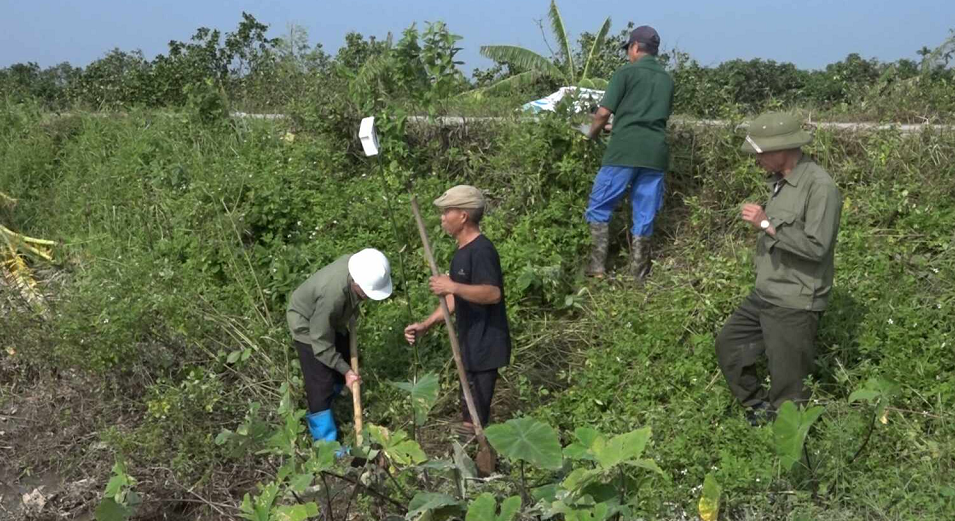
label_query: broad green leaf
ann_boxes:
[111,457,127,477]
[276,460,295,483]
[847,389,880,403]
[227,350,241,364]
[289,472,314,493]
[124,490,141,508]
[95,498,131,521]
[485,417,562,470]
[369,424,427,466]
[564,427,601,461]
[239,493,254,515]
[562,441,593,461]
[547,0,574,81]
[574,427,601,448]
[531,483,559,503]
[465,493,522,521]
[406,492,462,520]
[849,377,901,405]
[628,458,666,477]
[478,46,564,79]
[215,429,233,446]
[498,495,522,521]
[594,427,650,469]
[562,467,600,492]
[773,401,825,472]
[390,373,441,425]
[240,483,279,521]
[698,473,721,521]
[465,493,496,521]
[104,474,128,498]
[305,440,341,472]
[581,17,612,81]
[273,503,320,521]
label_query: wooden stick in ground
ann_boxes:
[349,315,363,446]
[410,197,494,469]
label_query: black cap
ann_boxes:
[621,25,660,51]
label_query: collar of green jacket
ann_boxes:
[632,54,663,71]
[344,273,360,310]
[765,154,811,188]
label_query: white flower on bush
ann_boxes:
[888,318,894,325]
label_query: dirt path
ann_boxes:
[0,372,103,520]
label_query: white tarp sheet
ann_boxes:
[521,86,605,113]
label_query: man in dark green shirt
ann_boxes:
[715,112,843,425]
[585,25,674,280]
[287,248,392,442]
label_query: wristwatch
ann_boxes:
[760,219,771,230]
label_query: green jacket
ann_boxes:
[755,156,842,311]
[286,255,359,375]
[600,55,674,171]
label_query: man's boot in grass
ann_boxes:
[630,235,652,281]
[586,223,610,278]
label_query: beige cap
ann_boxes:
[433,185,486,210]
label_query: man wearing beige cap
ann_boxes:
[715,112,842,425]
[404,185,512,438]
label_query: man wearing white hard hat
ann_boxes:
[287,248,393,442]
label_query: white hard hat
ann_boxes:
[347,248,393,301]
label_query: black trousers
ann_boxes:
[295,334,349,414]
[460,369,499,427]
[715,292,821,410]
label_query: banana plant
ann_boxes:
[478,0,612,92]
[0,190,55,311]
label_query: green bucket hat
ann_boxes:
[741,112,812,154]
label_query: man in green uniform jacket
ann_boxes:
[287,248,392,442]
[585,25,674,280]
[716,112,843,425]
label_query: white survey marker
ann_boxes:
[359,117,380,157]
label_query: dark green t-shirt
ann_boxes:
[600,56,674,171]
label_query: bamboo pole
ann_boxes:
[349,315,363,446]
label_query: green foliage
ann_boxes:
[478,1,612,92]
[406,492,463,520]
[389,372,441,425]
[465,493,521,521]
[369,424,428,466]
[485,416,563,470]
[773,402,826,472]
[95,456,140,521]
[848,376,901,415]
[3,15,955,521]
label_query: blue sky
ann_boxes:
[1,0,952,71]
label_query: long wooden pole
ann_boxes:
[349,315,363,446]
[409,197,493,458]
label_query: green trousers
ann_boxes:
[715,292,821,410]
